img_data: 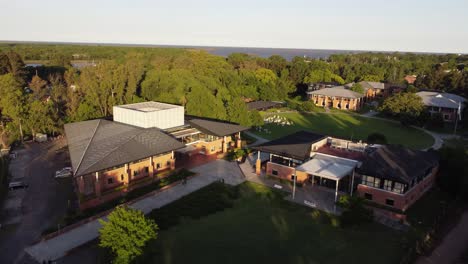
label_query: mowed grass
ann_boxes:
[254,112,434,149]
[139,182,406,264]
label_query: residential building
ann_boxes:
[307,86,364,111]
[65,101,248,209]
[416,91,466,122]
[356,145,439,211]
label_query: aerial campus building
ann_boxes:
[253,131,439,212]
[65,101,248,209]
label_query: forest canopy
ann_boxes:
[0,43,467,147]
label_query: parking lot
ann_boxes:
[0,139,76,263]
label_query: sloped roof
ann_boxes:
[246,101,283,110]
[187,118,249,137]
[252,131,327,161]
[307,86,364,99]
[360,81,385,90]
[358,145,439,184]
[64,119,185,177]
[416,91,466,109]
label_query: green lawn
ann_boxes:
[138,182,406,264]
[254,112,434,149]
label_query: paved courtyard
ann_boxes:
[239,152,342,215]
[24,159,245,263]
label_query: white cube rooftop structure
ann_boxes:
[113,101,184,129]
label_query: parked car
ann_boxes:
[8,181,29,190]
[55,168,73,178]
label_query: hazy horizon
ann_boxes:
[1,0,467,54]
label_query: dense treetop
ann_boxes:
[0,43,466,147]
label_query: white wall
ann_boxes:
[113,106,184,129]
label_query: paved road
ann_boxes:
[25,160,245,263]
[416,210,468,264]
[0,140,74,264]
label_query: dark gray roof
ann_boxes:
[187,118,249,137]
[246,101,283,110]
[64,119,185,177]
[252,131,327,161]
[358,145,439,184]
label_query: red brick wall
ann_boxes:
[357,166,438,211]
[311,95,362,111]
[266,162,308,183]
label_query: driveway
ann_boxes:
[0,139,75,264]
[25,159,245,263]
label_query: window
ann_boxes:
[393,182,404,194]
[385,199,394,206]
[107,178,114,184]
[156,163,161,169]
[443,114,450,120]
[272,170,278,176]
[133,170,139,176]
[167,160,171,166]
[211,146,216,152]
[384,180,393,191]
[144,166,149,173]
[120,174,124,181]
[291,175,296,181]
[364,193,373,200]
[362,175,380,188]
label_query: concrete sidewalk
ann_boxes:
[24,160,244,263]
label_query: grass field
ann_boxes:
[253,112,434,149]
[138,182,406,264]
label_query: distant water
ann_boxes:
[1,41,379,60]
[194,46,361,60]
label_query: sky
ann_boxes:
[1,0,467,53]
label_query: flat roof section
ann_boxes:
[296,153,359,180]
[115,101,183,112]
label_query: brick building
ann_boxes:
[416,91,466,122]
[65,101,248,209]
[357,145,439,211]
[253,130,439,212]
[307,86,364,111]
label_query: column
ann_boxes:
[95,172,101,198]
[311,174,315,186]
[255,151,262,175]
[149,156,155,176]
[350,170,355,196]
[222,136,227,153]
[77,176,85,194]
[123,163,130,185]
[335,179,339,203]
[170,151,176,170]
[236,132,242,148]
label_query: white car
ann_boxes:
[55,168,73,178]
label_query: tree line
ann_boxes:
[0,43,467,147]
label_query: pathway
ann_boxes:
[416,210,468,264]
[243,131,268,147]
[24,160,245,263]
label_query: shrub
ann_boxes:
[366,132,387,144]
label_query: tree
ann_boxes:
[303,69,345,84]
[0,74,28,141]
[99,206,158,264]
[380,92,425,124]
[350,83,364,94]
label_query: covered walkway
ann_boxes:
[296,153,359,202]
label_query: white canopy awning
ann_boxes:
[296,154,358,180]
